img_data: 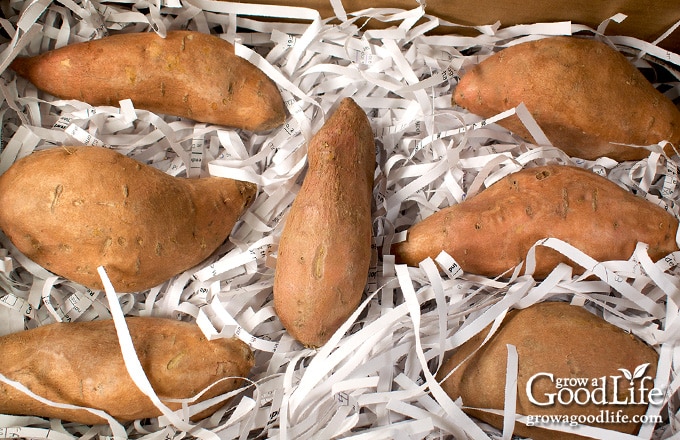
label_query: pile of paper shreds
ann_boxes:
[1,1,680,439]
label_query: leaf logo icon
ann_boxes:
[633,363,650,380]
[618,368,633,382]
[619,363,650,385]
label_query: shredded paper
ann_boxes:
[1,0,680,439]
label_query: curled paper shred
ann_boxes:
[0,1,680,439]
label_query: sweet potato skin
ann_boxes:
[437,302,659,439]
[10,30,286,132]
[273,98,375,348]
[0,317,254,424]
[392,165,679,278]
[0,146,257,292]
[453,36,680,160]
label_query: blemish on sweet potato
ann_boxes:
[50,184,63,213]
[125,66,136,84]
[312,244,326,280]
[560,188,569,217]
[166,352,185,370]
[535,169,551,180]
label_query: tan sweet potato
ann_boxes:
[0,317,254,424]
[10,30,286,132]
[392,165,679,278]
[437,301,660,440]
[453,36,680,160]
[273,98,375,348]
[0,146,257,292]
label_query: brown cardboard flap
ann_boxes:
[235,0,680,52]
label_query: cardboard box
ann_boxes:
[238,0,680,51]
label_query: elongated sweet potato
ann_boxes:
[0,317,254,424]
[0,146,257,292]
[392,165,678,278]
[437,301,660,439]
[454,36,680,160]
[10,30,286,132]
[273,98,375,348]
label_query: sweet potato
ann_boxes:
[392,165,678,278]
[453,36,680,160]
[273,98,375,348]
[437,301,660,440]
[10,30,286,132]
[0,146,257,292]
[0,317,254,424]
